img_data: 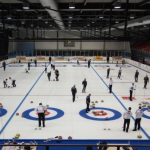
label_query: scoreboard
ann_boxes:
[64,41,75,47]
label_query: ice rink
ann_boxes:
[0,62,150,140]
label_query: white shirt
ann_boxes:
[35,105,47,113]
[109,80,114,85]
[135,109,143,119]
[123,110,132,119]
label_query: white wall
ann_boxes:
[82,42,104,50]
[8,41,131,52]
[35,42,57,50]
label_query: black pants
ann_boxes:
[135,77,138,82]
[134,118,141,130]
[123,119,130,132]
[109,85,112,93]
[107,73,109,78]
[3,66,6,71]
[88,64,90,68]
[118,73,121,78]
[51,64,53,69]
[3,82,7,88]
[12,80,16,87]
[86,103,90,113]
[82,86,86,93]
[48,76,50,81]
[144,82,147,88]
[38,113,45,127]
[56,75,59,81]
[53,65,55,70]
[28,66,30,70]
[35,63,37,67]
[72,93,76,102]
[129,90,133,100]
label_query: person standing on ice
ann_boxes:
[143,75,149,89]
[88,59,91,68]
[107,68,110,78]
[129,83,134,101]
[9,77,16,87]
[123,107,132,133]
[132,106,143,131]
[3,79,8,88]
[117,67,122,79]
[109,78,114,93]
[47,71,51,81]
[71,85,77,102]
[2,61,6,71]
[86,94,91,113]
[82,78,87,93]
[134,70,139,82]
[35,103,47,127]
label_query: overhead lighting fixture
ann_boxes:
[99,14,104,18]
[23,2,29,9]
[92,21,94,23]
[7,15,12,19]
[115,20,119,24]
[49,24,52,26]
[144,25,147,27]
[21,21,25,24]
[45,21,48,24]
[114,2,121,9]
[69,2,75,9]
[69,16,73,18]
[130,14,135,19]
[31,24,34,27]
[87,23,90,26]
[38,15,42,19]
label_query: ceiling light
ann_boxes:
[99,14,104,18]
[49,24,52,26]
[144,25,147,27]
[45,21,48,24]
[130,14,135,19]
[23,2,29,9]
[115,20,119,23]
[7,15,12,19]
[31,24,34,27]
[87,23,90,26]
[21,21,25,24]
[69,2,75,9]
[92,21,94,23]
[114,2,121,9]
[38,15,42,19]
[69,16,73,18]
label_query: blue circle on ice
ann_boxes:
[22,107,64,121]
[0,108,7,117]
[141,108,150,119]
[79,107,122,121]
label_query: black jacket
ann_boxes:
[71,87,77,93]
[47,72,51,77]
[135,72,139,77]
[107,69,110,74]
[86,95,90,104]
[82,80,87,87]
[144,77,149,83]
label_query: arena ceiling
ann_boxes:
[0,0,150,41]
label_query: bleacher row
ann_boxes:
[133,42,150,52]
